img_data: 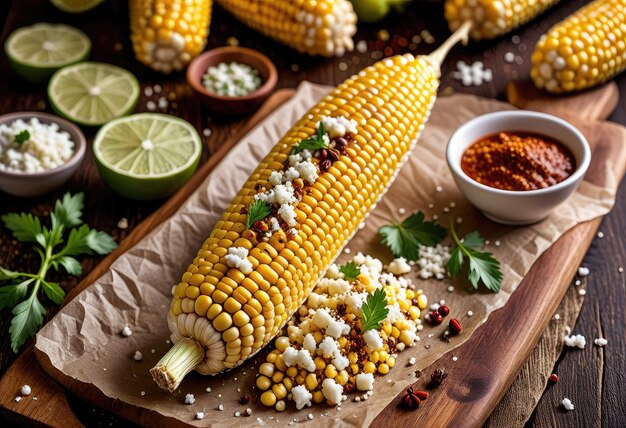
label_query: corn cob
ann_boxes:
[129,0,212,73]
[256,254,430,410]
[531,0,626,93]
[150,22,471,393]
[445,0,561,40]
[215,0,356,57]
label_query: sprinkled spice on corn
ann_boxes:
[256,254,428,410]
[215,0,357,57]
[531,0,626,93]
[150,23,471,393]
[129,0,212,73]
[444,0,561,41]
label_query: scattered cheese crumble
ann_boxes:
[388,257,411,275]
[121,325,133,337]
[184,394,196,404]
[564,331,586,349]
[562,398,574,410]
[594,337,608,347]
[225,247,253,274]
[20,385,31,396]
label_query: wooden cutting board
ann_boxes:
[0,82,620,427]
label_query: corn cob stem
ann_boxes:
[427,21,472,72]
[150,338,204,392]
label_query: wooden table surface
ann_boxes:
[1,0,624,426]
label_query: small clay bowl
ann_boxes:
[0,111,86,197]
[187,47,277,115]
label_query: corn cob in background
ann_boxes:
[531,0,626,93]
[215,0,357,57]
[445,0,561,41]
[150,22,472,392]
[129,0,212,73]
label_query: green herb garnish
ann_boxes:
[339,261,360,281]
[246,199,272,229]
[361,288,389,332]
[447,219,502,292]
[378,211,447,261]
[291,122,328,154]
[0,193,117,352]
[14,130,30,144]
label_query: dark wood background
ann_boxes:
[1,0,624,426]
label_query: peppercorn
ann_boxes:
[344,383,355,393]
[438,305,450,317]
[320,159,332,172]
[429,311,443,325]
[239,394,250,404]
[448,318,462,335]
[549,373,558,383]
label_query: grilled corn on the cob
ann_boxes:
[216,0,356,57]
[531,0,626,93]
[150,22,471,393]
[130,0,212,73]
[445,0,561,40]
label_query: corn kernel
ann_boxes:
[260,391,277,407]
[256,375,271,390]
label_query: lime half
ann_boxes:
[48,62,139,126]
[5,23,91,83]
[50,0,104,13]
[93,113,202,200]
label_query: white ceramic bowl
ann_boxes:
[0,112,86,197]
[446,110,591,225]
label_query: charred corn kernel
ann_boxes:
[216,0,356,57]
[129,0,211,73]
[275,400,286,412]
[313,390,325,404]
[259,362,274,378]
[445,0,561,41]
[324,364,338,379]
[260,391,277,407]
[152,24,471,392]
[378,363,390,374]
[531,0,626,93]
[364,361,376,374]
[286,366,299,378]
[256,375,271,390]
[272,383,288,400]
[387,356,396,368]
[305,373,318,390]
[336,370,349,386]
[417,294,428,310]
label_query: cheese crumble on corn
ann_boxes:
[202,62,263,97]
[255,254,428,410]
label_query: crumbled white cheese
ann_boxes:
[296,161,318,184]
[269,171,283,186]
[363,329,383,352]
[218,404,224,411]
[201,61,262,97]
[408,357,416,366]
[318,337,339,358]
[184,394,196,404]
[283,346,316,372]
[282,346,299,367]
[325,264,341,279]
[306,292,325,309]
[325,319,348,339]
[450,60,493,86]
[332,354,349,371]
[292,385,313,410]
[269,183,297,205]
[321,116,358,139]
[278,204,297,227]
[121,325,133,337]
[562,398,574,410]
[288,153,302,166]
[195,412,205,420]
[564,332,586,349]
[117,217,128,229]
[388,257,411,275]
[328,279,351,296]
[578,266,590,277]
[594,337,608,347]
[356,373,374,391]
[312,308,333,329]
[20,385,31,396]
[225,247,252,274]
[14,396,22,402]
[269,217,280,232]
[133,351,143,361]
[303,333,317,354]
[284,167,300,182]
[321,378,344,405]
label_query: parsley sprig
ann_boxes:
[246,199,271,229]
[447,219,502,292]
[378,211,447,261]
[0,193,117,352]
[361,288,389,332]
[291,122,328,154]
[339,261,360,281]
[14,130,30,144]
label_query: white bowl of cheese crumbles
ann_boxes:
[0,112,86,197]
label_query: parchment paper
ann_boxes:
[35,82,626,427]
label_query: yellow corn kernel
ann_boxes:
[305,373,318,390]
[417,294,428,310]
[256,375,271,391]
[275,400,286,412]
[369,352,379,364]
[314,357,327,371]
[364,362,376,374]
[387,356,396,368]
[272,371,284,384]
[324,364,338,379]
[313,390,325,404]
[378,363,390,375]
[272,383,288,400]
[348,352,358,364]
[336,370,349,386]
[259,362,274,378]
[286,366,299,378]
[260,391,277,407]
[275,336,290,353]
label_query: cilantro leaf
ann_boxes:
[339,261,360,281]
[246,199,272,229]
[447,221,502,292]
[0,278,34,310]
[361,288,389,332]
[53,192,84,229]
[0,266,23,281]
[86,230,117,254]
[1,212,43,243]
[42,280,65,305]
[14,130,30,144]
[379,211,447,261]
[54,256,83,276]
[291,122,328,154]
[10,292,46,353]
[38,223,65,250]
[58,224,91,256]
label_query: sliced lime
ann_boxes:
[5,23,91,83]
[93,113,202,200]
[48,62,139,126]
[50,0,104,13]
